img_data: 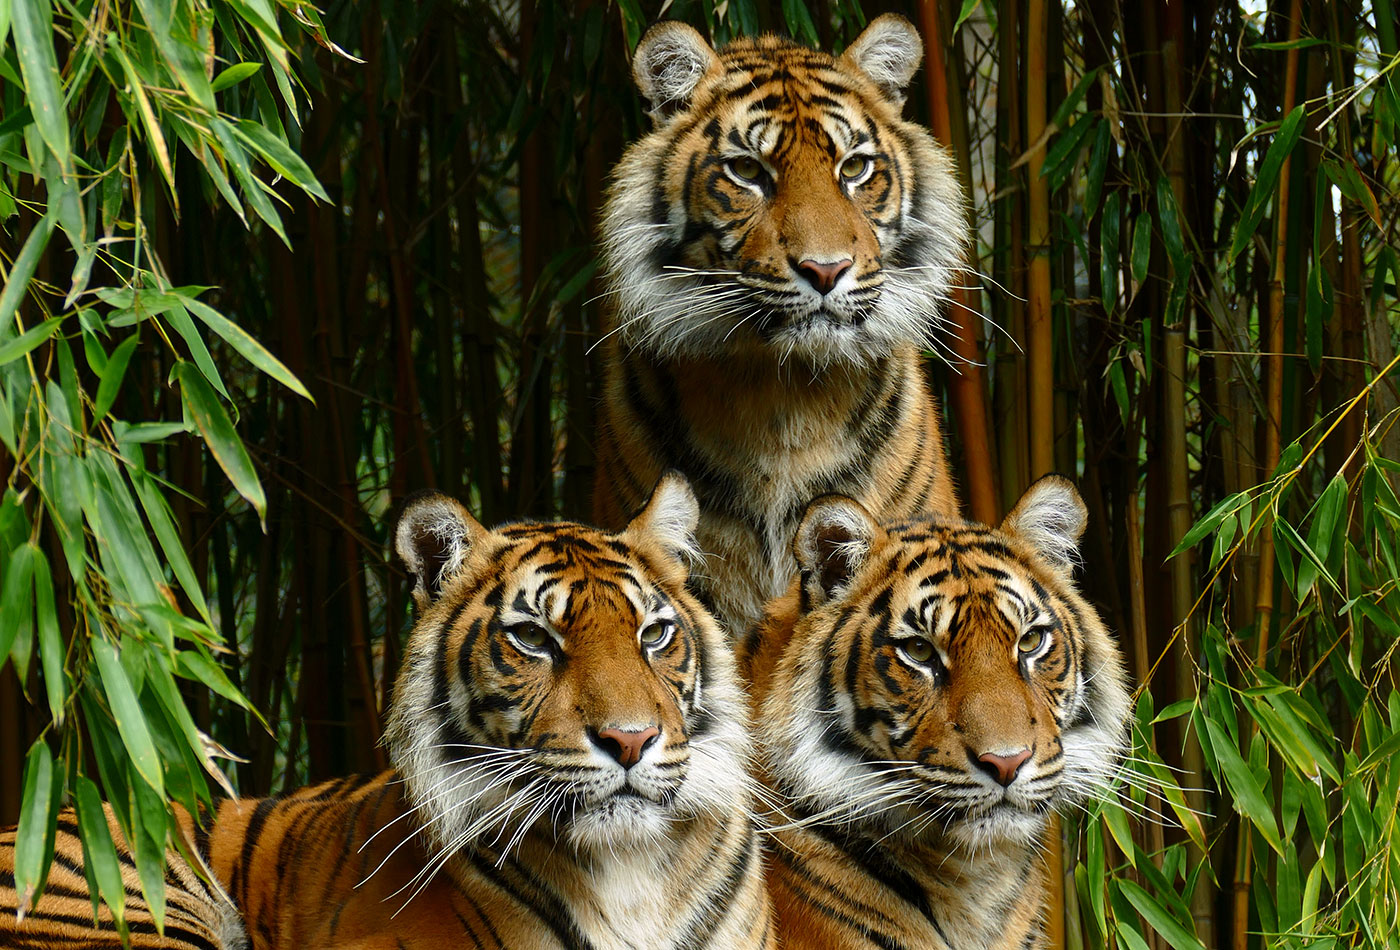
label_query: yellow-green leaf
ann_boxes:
[92,636,165,797]
[173,361,266,522]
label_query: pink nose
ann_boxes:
[593,726,660,768]
[796,258,853,295]
[976,748,1032,786]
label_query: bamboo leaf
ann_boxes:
[1229,105,1304,262]
[164,301,231,401]
[177,648,257,712]
[1100,189,1121,312]
[173,361,267,522]
[109,40,176,198]
[0,215,56,335]
[953,0,982,32]
[10,0,68,170]
[211,117,288,245]
[0,541,36,674]
[1130,212,1152,287]
[1083,120,1111,216]
[179,293,313,401]
[92,333,139,421]
[13,738,61,918]
[1203,715,1282,854]
[92,636,165,797]
[132,0,217,113]
[231,119,330,202]
[30,548,65,725]
[212,61,262,92]
[0,315,63,365]
[1117,879,1206,950]
[1171,492,1245,559]
[74,776,126,936]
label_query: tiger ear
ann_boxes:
[632,21,719,124]
[1000,475,1087,572]
[840,14,924,105]
[622,471,701,568]
[394,492,488,610]
[794,495,883,606]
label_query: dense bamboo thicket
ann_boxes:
[0,0,1397,945]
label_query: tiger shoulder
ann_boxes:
[594,14,969,636]
[741,476,1134,949]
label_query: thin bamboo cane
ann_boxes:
[1235,2,1303,946]
[918,0,1000,525]
[1025,1,1063,945]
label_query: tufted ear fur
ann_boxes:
[632,21,720,124]
[839,14,924,105]
[1000,475,1088,572]
[622,471,701,568]
[794,495,883,606]
[394,492,487,610]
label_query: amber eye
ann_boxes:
[1018,628,1047,655]
[839,155,871,181]
[507,622,551,651]
[640,619,676,649]
[901,637,936,664]
[727,156,765,183]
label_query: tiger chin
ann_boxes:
[4,475,774,950]
[594,14,968,637]
[741,476,1133,950]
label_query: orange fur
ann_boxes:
[595,15,967,636]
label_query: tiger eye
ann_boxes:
[1018,629,1046,654]
[728,156,763,182]
[510,622,551,649]
[640,619,675,647]
[902,638,935,663]
[839,155,871,180]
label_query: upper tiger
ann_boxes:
[595,15,967,635]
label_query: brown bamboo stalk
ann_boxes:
[1024,1,1063,944]
[919,0,1000,524]
[1026,0,1054,484]
[1235,2,1303,946]
[993,0,1028,516]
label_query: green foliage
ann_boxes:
[0,0,337,931]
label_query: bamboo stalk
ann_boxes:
[993,0,1028,516]
[1024,1,1063,944]
[919,0,1000,524]
[1235,2,1303,946]
[1026,0,1054,485]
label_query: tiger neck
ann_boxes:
[622,344,918,452]
[771,810,1046,948]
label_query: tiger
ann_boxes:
[2,473,772,950]
[740,475,1133,949]
[593,14,969,637]
[1,804,246,949]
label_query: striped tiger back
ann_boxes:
[742,477,1133,949]
[1,804,245,950]
[594,14,968,636]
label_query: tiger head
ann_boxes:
[602,15,967,367]
[385,473,750,856]
[745,476,1132,848]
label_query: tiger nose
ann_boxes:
[974,748,1032,787]
[796,258,853,295]
[591,726,661,768]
